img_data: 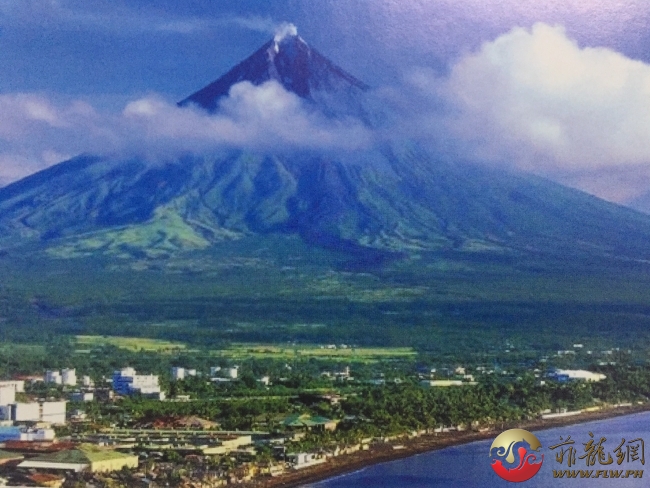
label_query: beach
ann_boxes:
[241,403,650,488]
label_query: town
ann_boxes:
[0,339,645,487]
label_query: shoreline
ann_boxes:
[243,403,650,488]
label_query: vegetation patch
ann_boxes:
[75,335,187,353]
[218,343,416,362]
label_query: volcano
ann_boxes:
[179,28,369,117]
[1,30,650,264]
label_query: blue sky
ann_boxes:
[3,0,650,205]
[5,1,650,100]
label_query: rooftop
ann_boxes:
[26,444,136,464]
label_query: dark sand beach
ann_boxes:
[241,403,650,488]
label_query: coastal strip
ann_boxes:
[241,403,650,488]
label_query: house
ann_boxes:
[318,394,343,405]
[282,414,338,431]
[71,391,94,402]
[290,452,326,469]
[26,473,65,488]
[420,380,477,387]
[18,445,138,473]
[0,449,23,466]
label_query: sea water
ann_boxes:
[308,411,650,487]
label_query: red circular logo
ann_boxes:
[489,429,544,482]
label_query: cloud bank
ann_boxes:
[0,81,372,185]
[446,23,650,168]
[390,23,650,202]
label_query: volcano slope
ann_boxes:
[1,32,650,354]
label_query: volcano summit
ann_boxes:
[179,25,369,114]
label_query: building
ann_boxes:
[171,367,185,381]
[551,369,606,383]
[18,445,138,473]
[210,366,221,376]
[70,391,94,402]
[171,367,196,380]
[112,368,164,399]
[282,414,338,432]
[0,426,55,442]
[45,371,62,385]
[40,402,67,425]
[0,385,16,406]
[11,403,40,422]
[0,381,25,393]
[290,452,326,469]
[227,366,239,379]
[420,380,477,387]
[94,389,114,402]
[0,402,66,425]
[61,369,76,387]
[45,370,76,387]
[336,366,351,380]
[0,449,23,466]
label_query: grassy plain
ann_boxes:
[217,344,416,363]
[75,335,187,353]
[0,235,650,358]
[73,336,414,363]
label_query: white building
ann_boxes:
[112,368,164,399]
[292,452,326,469]
[210,367,221,376]
[71,391,94,402]
[0,386,16,406]
[171,367,185,381]
[82,376,93,388]
[20,428,55,441]
[553,369,606,382]
[0,426,55,442]
[12,403,40,422]
[41,401,66,424]
[61,369,77,386]
[0,381,24,393]
[227,366,239,379]
[45,370,62,385]
[420,380,477,387]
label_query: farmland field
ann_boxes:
[75,335,188,352]
[218,344,416,362]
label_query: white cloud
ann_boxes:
[0,81,373,186]
[339,22,650,205]
[400,22,650,202]
[122,81,372,153]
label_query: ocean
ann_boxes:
[307,411,650,487]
